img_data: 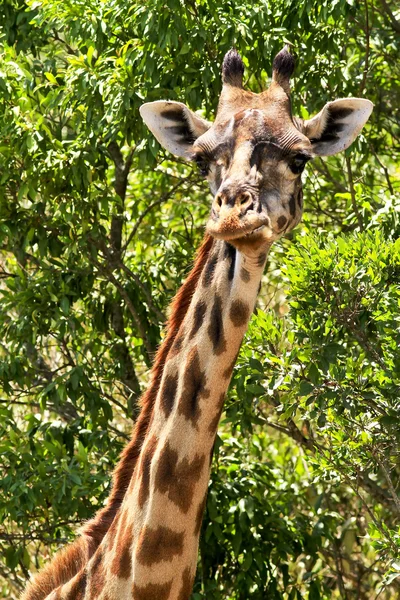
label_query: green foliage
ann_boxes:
[0,0,399,598]
[210,230,400,597]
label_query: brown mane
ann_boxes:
[22,234,214,600]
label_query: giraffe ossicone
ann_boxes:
[22,47,372,600]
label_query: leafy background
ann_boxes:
[0,0,399,598]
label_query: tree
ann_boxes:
[0,0,399,598]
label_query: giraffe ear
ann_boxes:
[303,98,373,156]
[139,101,212,159]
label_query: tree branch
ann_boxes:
[257,403,396,511]
[378,0,400,32]
[359,0,370,95]
[373,451,400,517]
[91,257,154,360]
[346,156,364,230]
[121,174,200,253]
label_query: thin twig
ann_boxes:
[338,469,398,556]
[121,175,199,253]
[369,146,395,195]
[373,451,400,517]
[94,240,165,323]
[333,540,349,600]
[359,0,370,95]
[378,0,400,32]
[117,261,165,322]
[52,30,78,56]
[91,258,153,359]
[314,160,348,193]
[346,156,364,230]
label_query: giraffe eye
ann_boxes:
[290,154,309,174]
[194,155,210,177]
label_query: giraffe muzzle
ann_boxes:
[206,191,271,241]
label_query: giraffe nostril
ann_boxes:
[213,191,254,217]
[240,193,251,205]
[237,193,254,214]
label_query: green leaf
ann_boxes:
[44,71,58,85]
[60,296,70,315]
[87,46,96,66]
[242,549,252,572]
[309,581,320,600]
[299,381,314,396]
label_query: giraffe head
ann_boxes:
[140,48,372,250]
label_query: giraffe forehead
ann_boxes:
[219,109,274,141]
[199,109,308,157]
[233,110,309,149]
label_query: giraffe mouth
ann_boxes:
[244,224,266,237]
[206,213,271,241]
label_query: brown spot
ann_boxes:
[177,567,195,600]
[89,546,103,573]
[136,525,184,566]
[224,242,236,281]
[194,493,208,537]
[202,252,218,286]
[160,371,179,418]
[169,329,184,358]
[277,215,287,230]
[190,301,207,338]
[155,441,206,513]
[289,194,296,217]
[257,252,267,267]
[222,353,239,379]
[230,299,250,327]
[240,266,250,282]
[138,434,158,508]
[132,581,173,600]
[110,510,133,578]
[68,570,87,600]
[208,294,226,355]
[88,547,106,600]
[178,347,209,425]
[208,393,225,434]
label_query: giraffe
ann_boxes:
[21,47,372,600]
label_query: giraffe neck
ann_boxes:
[106,239,268,599]
[52,238,269,600]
